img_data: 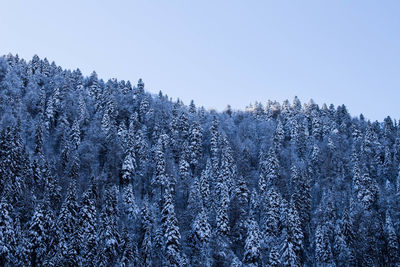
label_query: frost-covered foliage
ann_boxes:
[0,54,399,266]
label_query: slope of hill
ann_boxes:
[0,54,399,266]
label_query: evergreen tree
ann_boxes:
[280,200,303,266]
[191,208,211,266]
[333,222,351,266]
[263,187,282,240]
[189,120,203,170]
[119,227,138,267]
[79,188,98,266]
[71,119,81,150]
[153,134,168,189]
[162,185,182,266]
[259,147,279,194]
[243,215,261,266]
[0,197,17,265]
[140,198,154,266]
[385,211,399,265]
[97,185,120,266]
[210,116,220,176]
[34,118,44,155]
[24,198,55,266]
[121,151,136,185]
[55,182,80,266]
[199,161,212,208]
[216,183,230,237]
[122,183,138,221]
[315,224,333,266]
[267,245,281,266]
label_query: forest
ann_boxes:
[0,54,399,266]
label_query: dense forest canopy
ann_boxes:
[0,54,399,266]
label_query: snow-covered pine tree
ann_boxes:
[243,212,261,266]
[191,207,211,266]
[385,211,399,265]
[140,197,154,266]
[189,120,203,171]
[79,188,98,266]
[280,199,304,266]
[263,187,282,240]
[162,185,182,266]
[119,227,139,267]
[23,200,54,266]
[121,150,136,185]
[210,116,220,176]
[122,183,138,221]
[97,185,120,266]
[315,224,333,266]
[259,147,279,194]
[0,197,17,265]
[55,181,80,266]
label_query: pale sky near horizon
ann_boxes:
[1,0,399,121]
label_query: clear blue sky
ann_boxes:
[1,1,399,121]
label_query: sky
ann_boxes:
[1,0,399,121]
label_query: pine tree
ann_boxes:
[193,208,211,246]
[140,198,154,266]
[102,111,111,134]
[179,146,191,181]
[358,169,378,209]
[153,134,168,189]
[118,121,128,150]
[280,228,299,267]
[243,215,261,266]
[189,120,203,170]
[24,199,55,266]
[315,224,333,266]
[280,200,303,266]
[191,208,211,265]
[98,185,120,266]
[135,127,149,177]
[312,111,323,141]
[119,227,138,267]
[268,244,281,267]
[0,126,26,204]
[121,151,136,185]
[199,161,212,208]
[263,187,282,240]
[44,165,62,211]
[78,93,89,125]
[79,188,98,266]
[292,166,311,231]
[170,104,181,163]
[71,119,81,150]
[34,118,44,155]
[386,211,399,265]
[333,222,351,266]
[0,197,17,265]
[396,164,400,193]
[189,99,196,114]
[340,208,355,251]
[258,148,268,194]
[210,116,220,176]
[259,147,279,194]
[219,134,235,197]
[55,182,80,266]
[216,183,230,237]
[122,183,138,221]
[162,186,182,266]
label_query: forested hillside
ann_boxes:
[0,54,399,266]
